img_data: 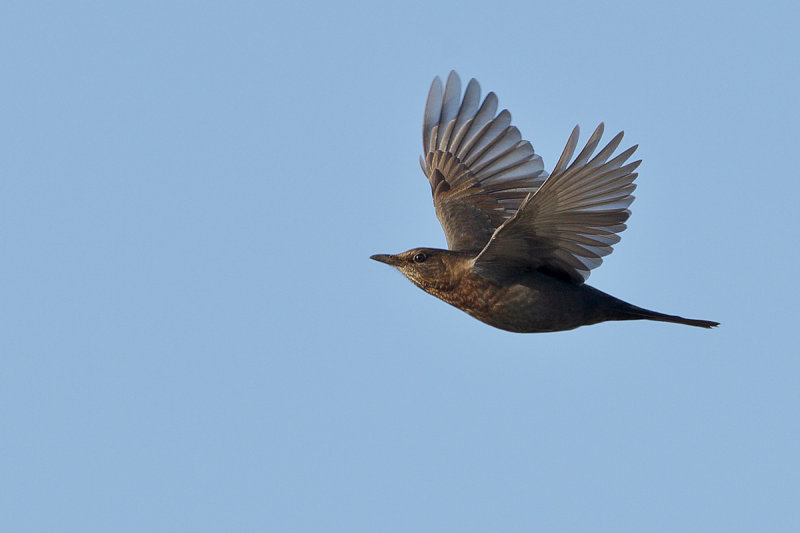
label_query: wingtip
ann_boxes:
[446,70,461,86]
[465,76,481,95]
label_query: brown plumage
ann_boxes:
[371,72,718,333]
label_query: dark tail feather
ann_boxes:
[636,311,719,328]
[614,303,719,329]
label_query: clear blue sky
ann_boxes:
[1,1,798,531]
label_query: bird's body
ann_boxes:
[372,248,717,332]
[371,72,718,333]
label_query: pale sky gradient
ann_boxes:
[1,1,798,531]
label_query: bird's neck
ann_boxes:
[417,252,475,297]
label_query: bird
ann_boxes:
[371,71,718,333]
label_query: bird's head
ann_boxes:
[370,248,463,293]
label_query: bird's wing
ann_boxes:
[421,71,549,251]
[473,123,640,284]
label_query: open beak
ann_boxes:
[370,254,401,267]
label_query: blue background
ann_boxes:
[2,1,798,531]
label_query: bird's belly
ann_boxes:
[448,280,595,333]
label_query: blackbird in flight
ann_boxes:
[371,72,718,333]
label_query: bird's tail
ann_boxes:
[611,301,719,329]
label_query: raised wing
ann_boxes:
[420,71,549,251]
[474,123,640,283]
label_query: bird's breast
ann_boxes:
[427,271,506,316]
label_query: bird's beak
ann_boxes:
[370,253,401,267]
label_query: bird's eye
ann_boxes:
[413,253,427,263]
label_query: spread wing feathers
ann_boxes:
[474,123,641,283]
[420,71,549,251]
